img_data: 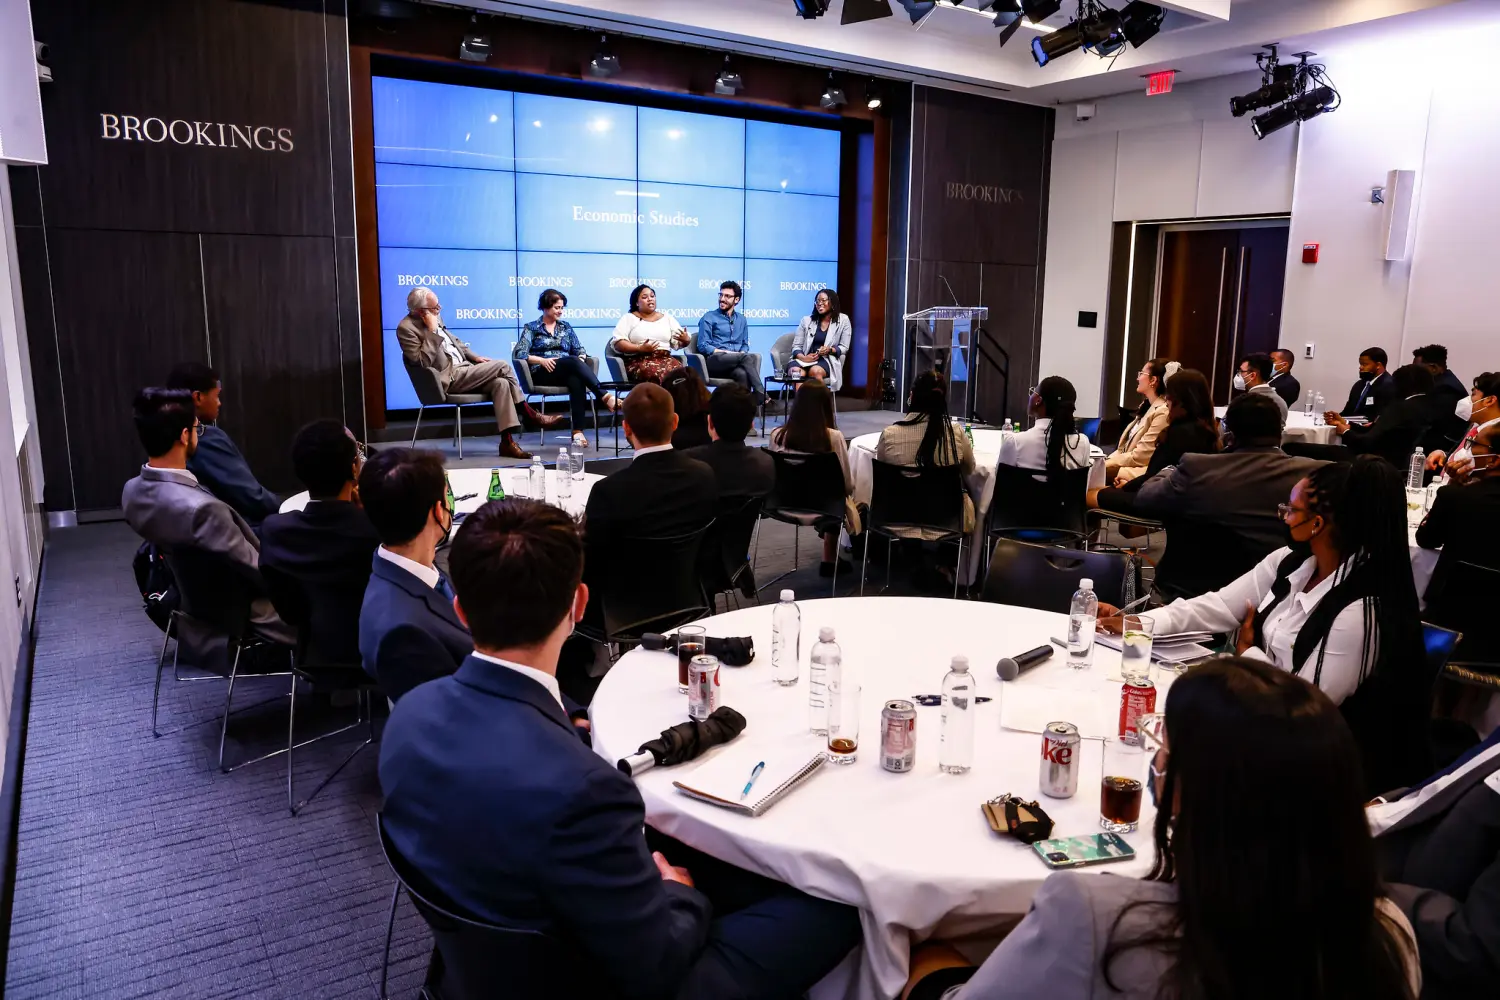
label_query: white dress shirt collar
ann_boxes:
[470,651,565,711]
[633,443,674,458]
[377,545,440,590]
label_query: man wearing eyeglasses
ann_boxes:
[1417,422,1500,572]
[397,287,561,460]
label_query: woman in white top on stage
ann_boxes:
[611,284,687,385]
[997,376,1092,477]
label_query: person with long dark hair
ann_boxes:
[516,288,620,450]
[1092,368,1220,513]
[612,284,687,385]
[1101,455,1429,791]
[768,382,857,576]
[1106,357,1177,484]
[788,289,853,391]
[876,372,976,541]
[664,367,713,450]
[997,376,1090,478]
[934,658,1420,1000]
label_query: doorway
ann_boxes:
[1152,221,1289,404]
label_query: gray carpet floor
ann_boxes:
[4,410,927,999]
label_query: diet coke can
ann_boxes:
[1040,720,1080,798]
[688,654,720,721]
[881,699,917,772]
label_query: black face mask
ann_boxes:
[1283,522,1313,555]
[1358,370,1376,381]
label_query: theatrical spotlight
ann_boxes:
[864,78,886,110]
[794,0,831,18]
[843,0,895,24]
[1020,0,1062,20]
[1253,85,1337,138]
[1031,2,1163,68]
[820,72,847,109]
[714,55,743,95]
[588,35,620,78]
[1118,1,1165,47]
[459,14,490,62]
[1230,74,1298,117]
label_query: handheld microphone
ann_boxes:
[996,644,1055,681]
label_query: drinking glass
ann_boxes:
[674,626,705,695]
[1405,487,1426,526]
[1119,615,1154,684]
[1100,735,1147,833]
[826,673,861,765]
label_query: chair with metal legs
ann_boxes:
[512,343,601,449]
[861,460,967,599]
[403,360,488,460]
[757,451,848,597]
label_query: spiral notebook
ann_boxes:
[672,744,827,818]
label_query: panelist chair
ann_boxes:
[761,332,800,435]
[402,360,487,460]
[683,332,761,392]
[510,343,601,449]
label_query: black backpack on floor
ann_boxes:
[132,541,178,632]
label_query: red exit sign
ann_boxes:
[1146,70,1176,96]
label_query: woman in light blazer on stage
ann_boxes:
[788,289,853,392]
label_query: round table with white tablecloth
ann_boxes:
[847,427,1108,583]
[279,466,601,517]
[1213,406,1341,447]
[589,597,1164,1000]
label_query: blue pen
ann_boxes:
[740,761,766,802]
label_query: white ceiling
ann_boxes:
[458,0,1476,104]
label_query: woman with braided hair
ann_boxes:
[1100,455,1429,792]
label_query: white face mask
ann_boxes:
[1456,395,1474,422]
[1232,374,1248,392]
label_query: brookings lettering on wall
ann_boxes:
[945,181,1023,204]
[99,114,294,152]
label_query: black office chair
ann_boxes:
[1424,560,1500,686]
[579,523,714,651]
[699,495,765,610]
[1153,517,1272,602]
[261,565,381,816]
[862,459,968,599]
[1078,417,1101,443]
[980,537,1127,610]
[758,450,849,596]
[376,814,576,1000]
[989,464,1089,536]
[158,546,292,772]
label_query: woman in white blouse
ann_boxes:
[1099,455,1428,793]
[997,376,1092,477]
[788,289,853,391]
[1106,358,1175,485]
[611,284,687,384]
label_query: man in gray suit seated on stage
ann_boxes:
[121,387,292,643]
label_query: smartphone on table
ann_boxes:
[1033,832,1136,869]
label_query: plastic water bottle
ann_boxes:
[569,446,586,482]
[939,655,975,775]
[1303,389,1316,417]
[771,590,801,687]
[1067,578,1098,669]
[528,454,546,501]
[1407,447,1425,490]
[554,447,572,502]
[808,626,838,735]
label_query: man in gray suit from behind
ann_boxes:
[121,387,292,643]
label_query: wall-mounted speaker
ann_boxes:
[1382,168,1417,262]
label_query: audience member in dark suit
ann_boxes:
[166,362,280,526]
[1339,346,1400,420]
[259,420,380,663]
[684,385,774,500]
[1372,726,1500,1000]
[584,382,718,541]
[356,447,472,702]
[379,499,861,999]
[1135,393,1328,555]
[1413,344,1471,452]
[1092,368,1220,516]
[665,367,714,451]
[1268,347,1303,408]
[1417,422,1500,573]
[1324,363,1442,467]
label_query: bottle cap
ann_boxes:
[819,626,836,641]
[1079,578,1093,590]
[780,589,795,602]
[951,655,970,672]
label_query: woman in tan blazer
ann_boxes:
[1105,358,1177,486]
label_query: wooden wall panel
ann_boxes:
[46,231,208,511]
[10,223,72,511]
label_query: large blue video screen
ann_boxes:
[373,76,842,410]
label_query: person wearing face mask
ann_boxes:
[1100,456,1429,793]
[1267,348,1302,407]
[1339,347,1399,420]
[1424,371,1500,482]
[1232,352,1288,426]
[1317,364,1442,468]
[1417,421,1500,573]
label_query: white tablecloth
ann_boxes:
[1213,406,1340,447]
[280,467,601,516]
[590,597,1163,1000]
[847,428,1107,583]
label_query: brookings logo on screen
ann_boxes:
[571,206,700,227]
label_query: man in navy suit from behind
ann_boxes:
[356,447,473,702]
[378,499,861,999]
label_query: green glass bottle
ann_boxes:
[964,421,974,447]
[445,471,457,513]
[487,468,505,501]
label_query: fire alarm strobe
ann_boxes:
[1302,243,1320,264]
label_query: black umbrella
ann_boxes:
[639,632,755,667]
[617,706,748,776]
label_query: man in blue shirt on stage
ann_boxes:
[697,281,766,407]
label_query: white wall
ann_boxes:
[1041,10,1500,415]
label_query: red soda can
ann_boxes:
[1119,679,1158,741]
[688,654,720,721]
[1040,721,1080,798]
[881,699,917,773]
